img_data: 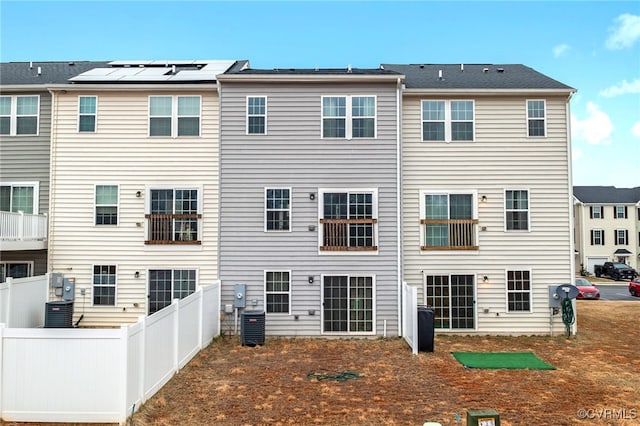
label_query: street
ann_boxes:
[594,284,638,301]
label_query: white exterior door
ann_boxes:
[587,257,608,274]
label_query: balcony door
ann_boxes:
[424,274,475,330]
[323,275,374,334]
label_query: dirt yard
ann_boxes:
[129,301,638,425]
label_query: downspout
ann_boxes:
[47,88,59,276]
[566,91,577,334]
[396,77,403,336]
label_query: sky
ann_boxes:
[1,1,639,187]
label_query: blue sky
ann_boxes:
[2,1,639,187]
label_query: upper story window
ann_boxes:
[615,229,629,245]
[0,183,37,214]
[505,189,529,231]
[95,185,118,225]
[265,188,290,231]
[93,265,116,306]
[320,190,377,252]
[421,192,478,250]
[322,96,376,139]
[506,270,531,312]
[265,271,290,314]
[527,100,546,137]
[149,96,200,137]
[146,188,201,245]
[590,229,604,245]
[247,96,266,134]
[421,100,474,142]
[78,96,97,132]
[614,205,628,219]
[0,95,39,136]
[590,205,603,219]
[1,261,33,281]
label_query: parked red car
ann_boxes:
[629,277,640,297]
[574,277,600,300]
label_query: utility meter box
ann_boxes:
[548,285,562,308]
[62,278,75,301]
[233,283,246,308]
[467,409,500,426]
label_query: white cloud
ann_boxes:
[605,13,640,50]
[553,43,570,58]
[632,121,640,138]
[599,78,640,97]
[572,102,613,145]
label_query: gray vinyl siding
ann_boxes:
[219,82,400,337]
[0,90,51,275]
[402,94,573,335]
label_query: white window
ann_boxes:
[527,100,546,137]
[505,189,529,231]
[319,189,378,252]
[322,96,376,139]
[247,96,266,134]
[265,188,290,231]
[265,271,290,314]
[590,205,603,219]
[614,206,627,219]
[146,188,201,244]
[149,96,201,137]
[420,191,478,250]
[506,270,531,312]
[0,95,39,135]
[92,265,116,306]
[95,185,118,225]
[421,100,474,142]
[148,269,196,314]
[590,229,604,245]
[0,261,33,281]
[616,229,629,245]
[78,96,97,132]
[0,182,38,214]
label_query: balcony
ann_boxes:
[0,211,48,251]
[421,219,479,251]
[320,218,378,251]
[145,213,202,245]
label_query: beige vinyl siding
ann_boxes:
[403,94,572,334]
[219,82,400,337]
[48,89,219,327]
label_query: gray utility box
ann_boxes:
[45,301,74,328]
[241,310,265,346]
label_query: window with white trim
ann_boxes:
[506,270,531,312]
[78,96,97,132]
[614,205,627,219]
[0,261,33,281]
[265,188,290,231]
[0,183,37,214]
[247,96,266,134]
[615,229,629,245]
[93,265,116,306]
[421,100,474,142]
[323,275,373,333]
[322,95,375,139]
[320,190,377,251]
[0,95,39,135]
[148,269,196,314]
[590,205,603,219]
[265,271,290,314]
[421,192,478,250]
[527,100,546,137]
[146,188,201,244]
[95,185,118,225]
[590,229,604,245]
[505,190,529,231]
[149,96,200,137]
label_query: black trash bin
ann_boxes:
[417,305,435,352]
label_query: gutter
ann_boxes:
[403,88,576,96]
[217,74,402,84]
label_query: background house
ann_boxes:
[217,66,403,337]
[45,60,239,326]
[573,186,640,274]
[0,62,107,282]
[384,63,576,334]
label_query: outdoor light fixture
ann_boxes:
[481,195,487,203]
[134,271,140,278]
[136,191,142,198]
[483,276,489,283]
[308,276,314,284]
[309,193,316,200]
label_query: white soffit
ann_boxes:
[70,60,235,82]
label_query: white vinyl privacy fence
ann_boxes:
[0,274,49,328]
[0,281,221,424]
[402,281,418,355]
